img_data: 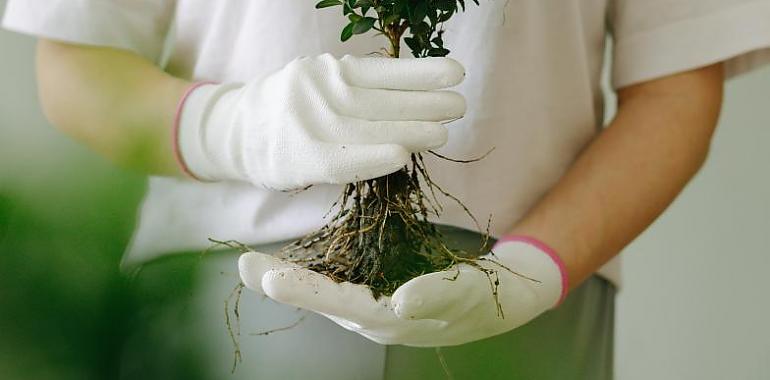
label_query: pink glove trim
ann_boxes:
[172,81,217,180]
[494,235,569,307]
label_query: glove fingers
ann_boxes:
[392,264,489,321]
[314,142,410,184]
[324,117,447,152]
[237,251,299,294]
[340,55,465,90]
[353,320,447,346]
[262,267,395,326]
[343,88,466,122]
[324,312,447,346]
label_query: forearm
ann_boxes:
[36,39,191,175]
[510,64,725,289]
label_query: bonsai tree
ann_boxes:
[221,1,535,370]
[276,0,491,298]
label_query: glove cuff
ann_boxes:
[173,81,218,180]
[494,235,569,307]
[174,81,244,181]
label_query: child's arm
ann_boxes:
[36,39,191,175]
[511,63,725,289]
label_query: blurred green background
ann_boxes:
[0,15,146,378]
[1,0,769,378]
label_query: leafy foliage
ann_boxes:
[315,0,480,57]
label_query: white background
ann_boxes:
[611,57,770,379]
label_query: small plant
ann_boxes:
[277,0,487,298]
[316,0,479,58]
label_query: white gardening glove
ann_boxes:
[238,236,568,347]
[175,54,466,190]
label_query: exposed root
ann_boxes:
[427,147,495,163]
[208,238,252,254]
[224,282,245,373]
[250,314,308,336]
[279,153,483,298]
[275,148,532,307]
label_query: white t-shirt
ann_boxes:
[5,0,770,287]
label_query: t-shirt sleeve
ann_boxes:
[609,0,770,89]
[2,0,176,63]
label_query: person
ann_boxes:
[4,0,770,378]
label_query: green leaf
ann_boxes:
[410,20,430,34]
[436,0,455,12]
[404,37,422,53]
[341,22,355,41]
[394,0,408,13]
[382,14,401,26]
[427,8,438,26]
[348,13,363,22]
[428,47,450,57]
[315,0,341,9]
[353,0,373,8]
[438,9,454,22]
[352,17,377,34]
[408,1,428,24]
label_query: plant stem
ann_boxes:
[386,28,400,58]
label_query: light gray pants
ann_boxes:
[120,226,615,380]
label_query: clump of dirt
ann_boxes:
[278,152,493,298]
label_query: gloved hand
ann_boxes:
[175,54,466,190]
[238,236,568,347]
